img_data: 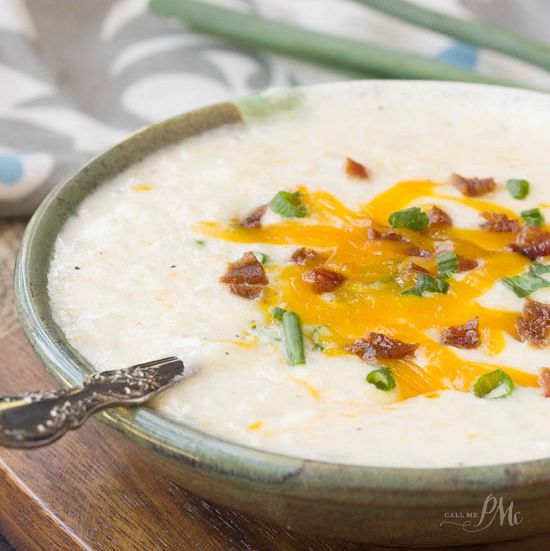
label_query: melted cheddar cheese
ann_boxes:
[197,180,540,400]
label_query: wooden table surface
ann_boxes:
[1,219,550,551]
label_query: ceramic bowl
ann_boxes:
[14,81,550,547]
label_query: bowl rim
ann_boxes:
[14,79,550,496]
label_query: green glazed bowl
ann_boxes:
[14,81,550,547]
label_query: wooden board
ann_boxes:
[2,332,550,551]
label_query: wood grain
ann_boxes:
[2,331,550,551]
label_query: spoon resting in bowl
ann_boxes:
[0,357,184,448]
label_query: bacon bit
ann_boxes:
[220,251,268,299]
[456,255,478,272]
[450,173,496,197]
[441,317,480,349]
[383,230,409,242]
[366,227,411,243]
[396,262,429,287]
[509,226,550,260]
[480,211,521,233]
[539,368,550,397]
[409,262,429,274]
[428,206,452,228]
[516,300,550,346]
[405,246,431,258]
[303,267,346,294]
[345,332,418,361]
[345,157,369,180]
[291,247,320,266]
[241,204,267,229]
[366,227,381,240]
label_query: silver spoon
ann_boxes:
[0,357,184,448]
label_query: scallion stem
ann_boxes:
[473,368,514,399]
[352,0,550,73]
[149,0,529,88]
[282,311,306,365]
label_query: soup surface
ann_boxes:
[48,82,550,467]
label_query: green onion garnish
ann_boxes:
[150,0,524,89]
[311,325,330,351]
[506,179,530,200]
[473,369,515,399]
[253,251,269,264]
[402,273,449,296]
[282,311,305,365]
[437,251,458,278]
[269,191,307,218]
[521,208,545,227]
[366,367,396,391]
[501,265,550,297]
[388,207,429,232]
[272,307,286,321]
[529,262,550,276]
[194,239,205,246]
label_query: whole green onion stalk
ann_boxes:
[352,0,550,73]
[149,0,530,89]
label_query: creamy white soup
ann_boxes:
[48,82,550,467]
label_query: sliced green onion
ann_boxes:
[272,307,286,321]
[521,208,545,227]
[311,325,330,351]
[282,311,305,365]
[350,0,550,73]
[402,273,449,296]
[269,191,307,218]
[194,239,205,246]
[366,367,396,391]
[434,276,450,294]
[506,179,530,200]
[473,369,514,399]
[501,271,550,297]
[437,251,458,278]
[388,207,429,232]
[254,251,269,264]
[529,262,550,276]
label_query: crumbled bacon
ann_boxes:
[516,300,550,347]
[409,262,429,274]
[441,317,480,349]
[383,231,409,243]
[345,332,418,361]
[240,204,267,229]
[303,267,346,294]
[450,173,496,197]
[366,227,409,243]
[509,226,550,260]
[480,211,520,233]
[366,227,381,240]
[539,368,550,397]
[405,246,431,258]
[345,157,369,180]
[396,262,429,287]
[428,206,452,228]
[456,255,478,272]
[220,251,268,299]
[291,247,320,266]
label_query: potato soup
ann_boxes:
[48,82,550,467]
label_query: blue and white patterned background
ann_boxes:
[1,0,550,218]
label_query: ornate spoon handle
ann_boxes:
[0,357,184,448]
